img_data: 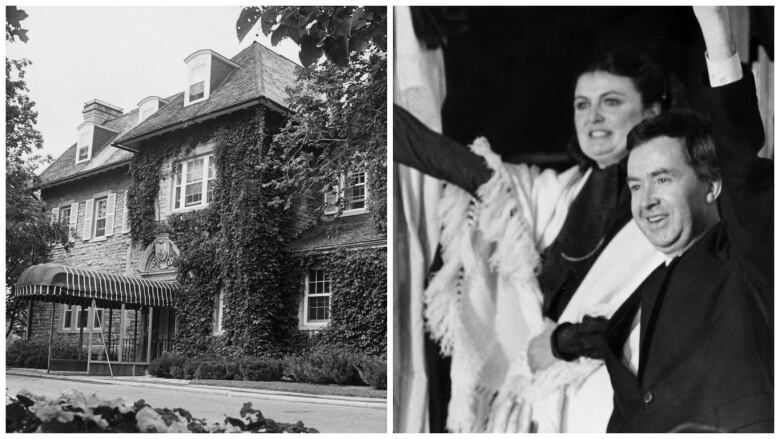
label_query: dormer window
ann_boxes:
[183,49,240,107]
[184,53,210,106]
[77,132,90,161]
[75,123,94,164]
[75,100,122,165]
[137,96,167,124]
[189,61,207,102]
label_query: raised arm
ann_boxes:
[693,6,738,63]
[394,104,493,196]
[694,6,773,291]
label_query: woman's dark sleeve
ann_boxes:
[394,104,493,196]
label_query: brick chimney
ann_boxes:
[82,99,123,125]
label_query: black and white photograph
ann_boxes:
[6,5,387,433]
[394,5,773,433]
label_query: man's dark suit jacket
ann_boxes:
[603,71,773,433]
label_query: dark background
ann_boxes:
[408,6,773,432]
[411,6,772,167]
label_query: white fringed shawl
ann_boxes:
[425,138,664,433]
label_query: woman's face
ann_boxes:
[574,71,658,168]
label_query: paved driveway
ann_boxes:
[6,373,386,433]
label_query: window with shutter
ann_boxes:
[122,192,130,233]
[68,202,79,241]
[83,199,94,240]
[93,197,108,238]
[59,206,71,227]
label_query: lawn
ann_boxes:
[191,379,386,399]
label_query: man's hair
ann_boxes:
[627,110,721,183]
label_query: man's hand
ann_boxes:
[527,318,558,373]
[693,6,737,62]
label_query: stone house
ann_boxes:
[16,42,386,375]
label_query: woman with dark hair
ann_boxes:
[394,49,675,432]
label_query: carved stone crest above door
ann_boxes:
[138,233,180,277]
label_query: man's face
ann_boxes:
[627,136,717,256]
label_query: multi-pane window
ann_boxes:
[63,305,103,330]
[344,172,367,211]
[59,206,71,227]
[63,305,74,329]
[189,63,207,102]
[173,155,215,211]
[323,171,369,215]
[306,269,331,324]
[78,146,89,161]
[185,158,204,206]
[94,197,108,237]
[77,131,91,162]
[77,307,103,329]
[207,158,216,202]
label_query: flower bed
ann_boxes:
[6,390,317,433]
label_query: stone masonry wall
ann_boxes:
[26,301,144,358]
[43,167,135,275]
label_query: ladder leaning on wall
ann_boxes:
[85,298,114,378]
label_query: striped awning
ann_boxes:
[13,263,178,309]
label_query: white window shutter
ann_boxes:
[83,199,94,240]
[69,203,79,241]
[122,191,130,233]
[105,193,116,237]
[323,184,339,215]
[50,207,59,224]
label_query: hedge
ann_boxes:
[147,350,385,388]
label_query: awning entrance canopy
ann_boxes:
[13,263,178,309]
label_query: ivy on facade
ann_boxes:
[128,109,300,357]
[127,105,385,358]
[212,108,299,357]
[298,248,387,356]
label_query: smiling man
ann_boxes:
[596,7,773,432]
[626,115,722,258]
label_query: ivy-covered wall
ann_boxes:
[298,248,387,356]
[127,106,386,358]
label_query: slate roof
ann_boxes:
[114,42,300,144]
[39,110,138,187]
[288,214,387,253]
[39,42,300,188]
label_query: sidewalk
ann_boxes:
[6,368,386,409]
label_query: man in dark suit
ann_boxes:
[552,6,773,432]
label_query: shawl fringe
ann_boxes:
[423,137,611,433]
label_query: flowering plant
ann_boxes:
[6,390,318,433]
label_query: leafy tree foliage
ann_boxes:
[237,7,387,231]
[6,7,70,337]
[6,6,30,43]
[237,6,386,68]
[265,49,387,231]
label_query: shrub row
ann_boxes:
[6,339,87,369]
[148,347,386,389]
